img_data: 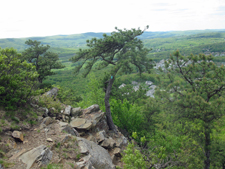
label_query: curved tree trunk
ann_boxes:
[104,77,118,134]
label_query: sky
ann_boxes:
[1,0,225,39]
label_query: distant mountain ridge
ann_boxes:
[1,29,225,52]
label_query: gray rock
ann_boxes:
[70,118,86,128]
[96,130,107,143]
[79,122,92,130]
[101,138,116,149]
[71,107,82,117]
[38,107,49,117]
[36,147,53,165]
[118,83,126,89]
[115,135,128,148]
[131,81,139,85]
[64,105,72,116]
[113,148,122,157]
[37,116,43,122]
[19,145,52,169]
[87,134,97,143]
[59,121,68,127]
[145,81,153,86]
[0,164,4,169]
[76,137,115,169]
[12,131,23,142]
[44,87,59,98]
[83,104,100,114]
[62,124,79,136]
[146,85,157,98]
[46,138,53,142]
[154,59,166,70]
[40,117,54,129]
[90,112,105,127]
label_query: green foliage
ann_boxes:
[42,30,225,95]
[70,27,153,78]
[22,39,65,83]
[122,143,147,169]
[41,163,63,169]
[38,95,63,112]
[110,99,144,135]
[141,98,160,135]
[157,51,225,168]
[77,73,105,110]
[112,83,149,105]
[0,48,40,109]
[57,86,82,107]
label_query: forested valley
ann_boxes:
[1,28,225,169]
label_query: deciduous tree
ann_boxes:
[22,40,65,83]
[0,48,40,109]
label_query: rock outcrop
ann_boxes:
[119,80,157,98]
[44,87,59,98]
[0,88,128,169]
[76,137,115,169]
[19,145,52,169]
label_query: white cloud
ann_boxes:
[0,0,225,39]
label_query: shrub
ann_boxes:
[0,48,40,109]
[38,95,63,112]
[122,143,147,169]
[57,87,82,107]
[110,98,144,135]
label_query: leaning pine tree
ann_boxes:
[70,27,154,133]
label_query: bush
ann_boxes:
[110,99,144,135]
[122,143,147,169]
[0,48,40,109]
[57,87,82,107]
[38,95,63,112]
[78,73,105,110]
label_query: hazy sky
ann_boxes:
[1,0,225,39]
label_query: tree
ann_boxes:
[22,40,65,83]
[0,48,40,109]
[158,51,225,169]
[70,27,154,133]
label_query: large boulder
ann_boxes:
[76,137,115,169]
[40,117,54,129]
[58,121,79,136]
[70,118,87,128]
[70,110,106,131]
[83,104,100,114]
[71,107,82,117]
[64,105,72,116]
[19,145,52,169]
[44,87,59,98]
[12,131,23,142]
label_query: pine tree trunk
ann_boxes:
[104,77,118,134]
[204,127,211,169]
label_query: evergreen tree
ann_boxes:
[158,51,225,169]
[22,40,65,83]
[70,27,154,133]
